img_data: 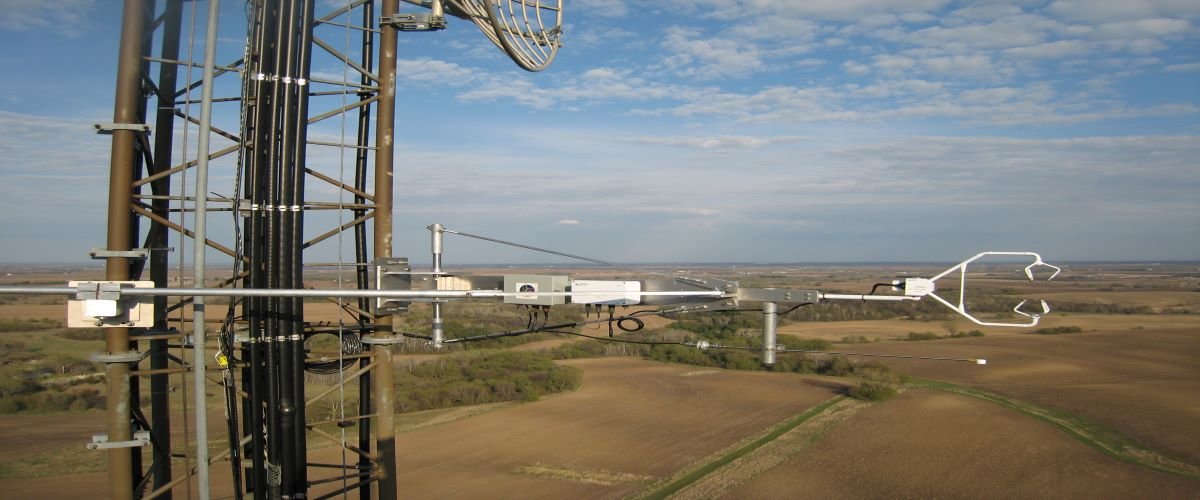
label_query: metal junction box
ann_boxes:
[570,280,641,305]
[503,274,568,306]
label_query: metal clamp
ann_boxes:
[382,13,445,31]
[93,123,151,134]
[360,335,405,345]
[668,301,739,314]
[736,288,819,304]
[87,430,151,450]
[88,248,151,260]
[90,351,148,364]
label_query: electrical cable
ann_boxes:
[540,330,687,346]
[868,282,899,295]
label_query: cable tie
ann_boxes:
[263,204,275,211]
[277,205,288,212]
[250,204,260,211]
[256,73,266,80]
[296,78,307,86]
[290,205,301,212]
[282,76,292,84]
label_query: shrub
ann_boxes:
[387,350,581,415]
[849,366,901,401]
[786,338,832,351]
[1034,326,1083,335]
[905,331,941,341]
[949,330,985,338]
[820,356,854,377]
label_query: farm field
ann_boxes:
[315,358,841,499]
[718,389,1199,498]
[795,320,1200,465]
[0,358,843,498]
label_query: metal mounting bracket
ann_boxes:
[87,430,151,450]
[93,122,151,134]
[668,301,739,313]
[382,13,445,31]
[374,258,411,314]
[90,350,149,364]
[88,248,150,260]
[360,335,405,345]
[736,288,819,304]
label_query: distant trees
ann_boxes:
[389,350,582,414]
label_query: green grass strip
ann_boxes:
[642,395,845,500]
[910,378,1200,480]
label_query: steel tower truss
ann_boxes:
[101,0,403,497]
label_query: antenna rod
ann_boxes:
[191,0,222,497]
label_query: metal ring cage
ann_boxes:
[445,0,563,71]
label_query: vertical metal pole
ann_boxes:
[372,2,400,498]
[762,302,777,366]
[353,3,376,498]
[192,0,222,497]
[429,223,444,348]
[106,2,146,498]
[149,1,183,495]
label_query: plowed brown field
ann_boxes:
[721,389,1199,498]
[790,321,1200,465]
[309,358,841,499]
[0,358,841,499]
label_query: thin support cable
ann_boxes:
[177,2,198,497]
[441,228,668,277]
[334,0,353,487]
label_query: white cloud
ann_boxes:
[0,0,95,35]
[843,61,871,75]
[1165,62,1200,72]
[621,135,807,150]
[661,26,765,79]
[457,79,557,109]
[673,0,953,22]
[904,15,1056,50]
[1003,40,1091,59]
[873,54,917,73]
[575,0,628,18]
[556,219,581,225]
[395,58,476,84]
[1046,0,1200,23]
[919,54,997,76]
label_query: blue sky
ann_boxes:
[0,0,1197,265]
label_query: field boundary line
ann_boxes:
[913,378,1200,480]
[634,394,846,500]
